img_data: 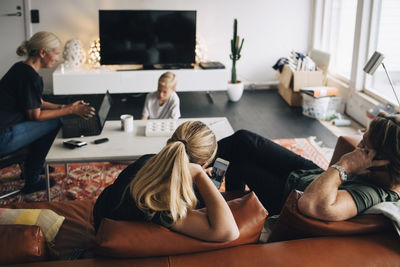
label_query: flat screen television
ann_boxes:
[99,10,197,68]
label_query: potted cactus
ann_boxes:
[227,18,245,102]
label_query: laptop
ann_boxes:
[62,91,112,138]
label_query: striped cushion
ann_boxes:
[0,208,65,242]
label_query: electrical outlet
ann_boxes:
[31,10,39,23]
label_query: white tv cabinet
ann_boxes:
[52,65,228,95]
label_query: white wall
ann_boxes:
[26,0,312,93]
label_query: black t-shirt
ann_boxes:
[0,61,43,130]
[93,154,174,232]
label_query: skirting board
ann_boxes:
[245,81,279,90]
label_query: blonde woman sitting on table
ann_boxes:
[94,121,239,242]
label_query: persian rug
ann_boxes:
[0,137,333,205]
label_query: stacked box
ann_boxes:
[301,93,345,120]
[277,65,325,107]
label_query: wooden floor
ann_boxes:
[45,89,338,148]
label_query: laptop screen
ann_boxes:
[98,92,111,126]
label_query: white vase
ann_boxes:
[63,39,86,69]
[227,81,244,102]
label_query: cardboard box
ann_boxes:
[279,65,325,92]
[278,83,303,107]
[276,64,326,107]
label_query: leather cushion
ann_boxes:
[0,208,65,242]
[268,190,393,242]
[329,135,361,166]
[5,199,97,260]
[0,224,47,265]
[95,191,268,258]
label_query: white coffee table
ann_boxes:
[44,117,234,201]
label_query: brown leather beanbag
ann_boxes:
[268,190,393,242]
[95,191,268,258]
[0,224,47,265]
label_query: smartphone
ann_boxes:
[210,158,230,189]
[63,140,87,149]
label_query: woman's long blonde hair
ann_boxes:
[130,121,217,225]
[16,31,61,57]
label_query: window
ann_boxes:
[313,0,357,79]
[365,0,400,104]
[313,0,400,124]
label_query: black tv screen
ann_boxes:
[99,10,196,66]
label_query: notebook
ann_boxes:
[62,91,112,138]
[145,120,177,137]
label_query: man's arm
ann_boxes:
[297,167,357,221]
[298,148,389,221]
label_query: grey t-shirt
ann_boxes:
[284,168,400,214]
[142,91,181,119]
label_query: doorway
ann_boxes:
[0,0,27,78]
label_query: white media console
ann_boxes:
[52,65,228,95]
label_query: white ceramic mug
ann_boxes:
[120,114,134,132]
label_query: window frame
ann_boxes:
[311,0,397,126]
[363,0,397,102]
[311,0,358,83]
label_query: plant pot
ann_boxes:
[227,81,244,102]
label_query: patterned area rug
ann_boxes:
[0,137,333,205]
[272,136,333,170]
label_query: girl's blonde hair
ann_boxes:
[16,31,61,57]
[130,121,217,225]
[158,71,177,91]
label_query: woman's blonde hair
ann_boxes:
[369,112,400,186]
[16,31,61,57]
[129,121,217,225]
[158,71,177,91]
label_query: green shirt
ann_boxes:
[284,168,400,214]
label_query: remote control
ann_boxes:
[94,138,109,144]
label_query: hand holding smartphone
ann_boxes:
[210,158,229,189]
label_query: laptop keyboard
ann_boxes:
[77,117,98,133]
[62,117,99,138]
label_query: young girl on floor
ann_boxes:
[141,71,181,120]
